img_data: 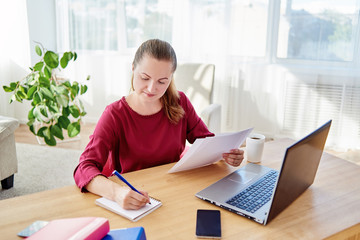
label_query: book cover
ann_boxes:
[96,197,162,222]
[27,217,109,240]
[102,227,146,240]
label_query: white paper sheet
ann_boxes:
[168,128,253,173]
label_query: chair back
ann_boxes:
[174,63,215,114]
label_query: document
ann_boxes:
[168,128,253,173]
[96,197,162,222]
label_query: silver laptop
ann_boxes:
[196,120,332,225]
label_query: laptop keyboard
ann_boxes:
[226,170,278,213]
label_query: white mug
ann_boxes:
[246,133,265,163]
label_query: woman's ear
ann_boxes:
[132,64,135,72]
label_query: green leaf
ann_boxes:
[10,82,18,89]
[28,107,35,120]
[70,82,79,99]
[67,122,80,137]
[60,52,73,68]
[58,116,70,129]
[69,105,80,118]
[44,134,56,146]
[78,99,85,112]
[27,85,37,99]
[55,94,69,107]
[26,119,35,127]
[33,91,42,105]
[43,126,51,139]
[19,85,26,94]
[39,105,48,118]
[29,124,36,135]
[60,55,69,68]
[26,74,36,85]
[44,66,52,79]
[73,52,77,61]
[33,107,41,121]
[40,87,53,100]
[14,92,23,102]
[35,45,42,56]
[39,76,50,87]
[47,101,59,113]
[33,62,44,72]
[3,85,14,92]
[63,81,71,88]
[33,105,47,121]
[37,126,47,137]
[51,124,64,140]
[9,94,16,104]
[44,51,59,69]
[86,75,90,80]
[52,85,68,95]
[15,90,27,101]
[62,106,70,117]
[80,85,88,94]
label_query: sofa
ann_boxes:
[0,116,19,189]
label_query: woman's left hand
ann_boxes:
[222,149,245,167]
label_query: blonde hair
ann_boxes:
[131,39,184,124]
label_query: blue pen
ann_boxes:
[112,170,142,194]
[112,170,150,204]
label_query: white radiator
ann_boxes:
[281,74,360,149]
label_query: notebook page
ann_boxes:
[95,197,162,222]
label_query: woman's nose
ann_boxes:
[147,80,156,92]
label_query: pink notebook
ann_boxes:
[27,217,109,240]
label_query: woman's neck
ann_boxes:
[125,93,163,116]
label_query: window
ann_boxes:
[67,0,121,51]
[61,0,174,51]
[124,0,174,48]
[277,0,359,62]
[228,0,269,57]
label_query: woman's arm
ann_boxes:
[86,175,150,210]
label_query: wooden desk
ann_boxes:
[1,138,360,239]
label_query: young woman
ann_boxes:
[74,39,244,210]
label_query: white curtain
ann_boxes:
[55,0,360,150]
[0,1,31,118]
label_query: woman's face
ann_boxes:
[132,55,173,104]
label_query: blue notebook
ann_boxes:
[102,227,146,240]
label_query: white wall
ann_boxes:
[0,1,31,117]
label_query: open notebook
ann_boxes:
[95,197,162,222]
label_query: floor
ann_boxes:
[15,123,360,166]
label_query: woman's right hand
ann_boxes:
[85,175,150,210]
[114,186,150,210]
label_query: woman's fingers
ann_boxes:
[223,149,244,167]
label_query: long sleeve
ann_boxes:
[73,91,214,192]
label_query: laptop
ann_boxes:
[195,120,332,225]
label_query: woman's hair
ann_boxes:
[131,39,185,124]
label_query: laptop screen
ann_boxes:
[267,120,332,223]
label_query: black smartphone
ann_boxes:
[196,209,221,239]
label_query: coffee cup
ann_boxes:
[246,133,265,163]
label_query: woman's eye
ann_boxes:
[158,81,165,84]
[141,77,149,81]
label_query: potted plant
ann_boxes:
[2,43,89,146]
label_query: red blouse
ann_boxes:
[74,91,214,191]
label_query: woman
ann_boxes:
[74,39,244,210]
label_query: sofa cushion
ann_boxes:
[0,116,19,141]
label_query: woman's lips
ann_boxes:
[144,92,155,97]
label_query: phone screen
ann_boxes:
[17,221,49,238]
[196,209,221,238]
